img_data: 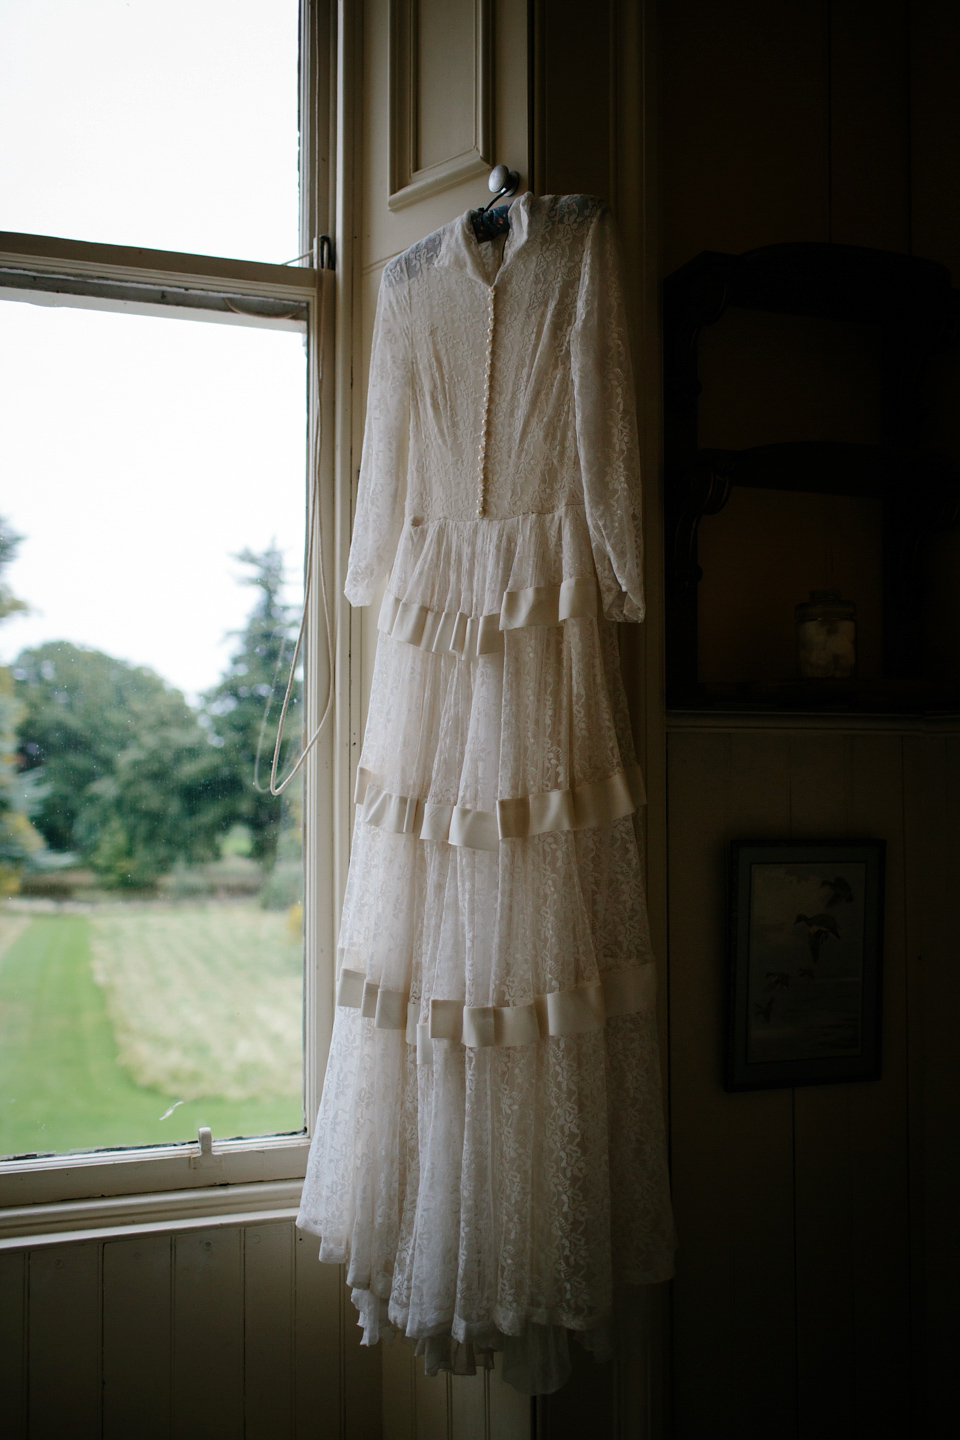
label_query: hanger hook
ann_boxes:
[478,165,521,216]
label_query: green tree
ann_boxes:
[0,518,27,629]
[202,546,302,866]
[15,643,225,888]
[0,517,42,893]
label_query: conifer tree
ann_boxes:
[201,546,302,866]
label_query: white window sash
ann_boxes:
[0,0,356,1222]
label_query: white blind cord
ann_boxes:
[253,266,334,798]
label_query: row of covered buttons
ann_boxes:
[476,287,495,518]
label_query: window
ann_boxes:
[0,1,340,1213]
[0,0,300,262]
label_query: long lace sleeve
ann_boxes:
[344,274,411,607]
[571,204,645,623]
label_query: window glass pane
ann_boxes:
[0,298,307,1158]
[0,0,300,263]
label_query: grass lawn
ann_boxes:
[88,903,303,1100]
[0,911,304,1160]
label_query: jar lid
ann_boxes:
[795,589,856,621]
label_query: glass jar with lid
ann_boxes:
[795,590,857,679]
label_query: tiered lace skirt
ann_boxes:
[297,502,675,1394]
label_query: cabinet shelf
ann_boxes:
[668,678,960,716]
[662,242,960,714]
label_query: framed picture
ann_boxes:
[726,839,885,1091]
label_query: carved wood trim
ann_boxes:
[387,0,493,211]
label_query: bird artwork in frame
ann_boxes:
[726,839,885,1090]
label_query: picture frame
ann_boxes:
[726,839,885,1091]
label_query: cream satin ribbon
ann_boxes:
[336,962,657,1061]
[355,764,646,852]
[378,576,599,661]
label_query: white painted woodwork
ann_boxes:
[388,0,492,208]
[0,1179,301,1246]
[102,1234,172,1440]
[0,1220,383,1440]
[29,1242,101,1435]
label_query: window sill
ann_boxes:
[0,1172,304,1251]
[0,1134,309,1214]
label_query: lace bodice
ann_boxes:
[345,193,646,624]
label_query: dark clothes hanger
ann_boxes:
[470,165,520,241]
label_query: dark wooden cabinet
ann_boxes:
[663,243,960,711]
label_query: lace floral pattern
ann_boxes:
[344,193,645,622]
[298,194,675,1396]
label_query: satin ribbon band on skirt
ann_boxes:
[354,764,646,853]
[378,576,600,661]
[336,962,657,1062]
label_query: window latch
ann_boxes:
[314,235,334,271]
[189,1125,222,1170]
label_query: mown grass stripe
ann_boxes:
[0,911,302,1160]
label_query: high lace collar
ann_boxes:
[438,190,535,285]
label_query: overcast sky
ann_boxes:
[0,0,305,701]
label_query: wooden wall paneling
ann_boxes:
[909,0,960,276]
[243,1222,295,1439]
[486,1359,532,1437]
[27,1241,101,1438]
[667,729,735,1437]
[408,1365,449,1434]
[381,1339,417,1440]
[724,733,800,1437]
[382,1344,529,1440]
[293,1237,348,1439]
[787,732,859,1440]
[613,1282,665,1440]
[900,733,930,1436]
[828,0,910,250]
[791,734,912,1435]
[537,1344,614,1440]
[340,1274,383,1438]
[0,1250,27,1439]
[172,1227,243,1440]
[660,0,830,273]
[667,730,798,1438]
[844,736,912,1430]
[530,0,614,203]
[906,733,960,1432]
[413,1366,451,1440]
[102,1233,172,1440]
[448,1366,485,1438]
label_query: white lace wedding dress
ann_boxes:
[297,191,676,1396]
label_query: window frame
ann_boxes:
[0,0,355,1229]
